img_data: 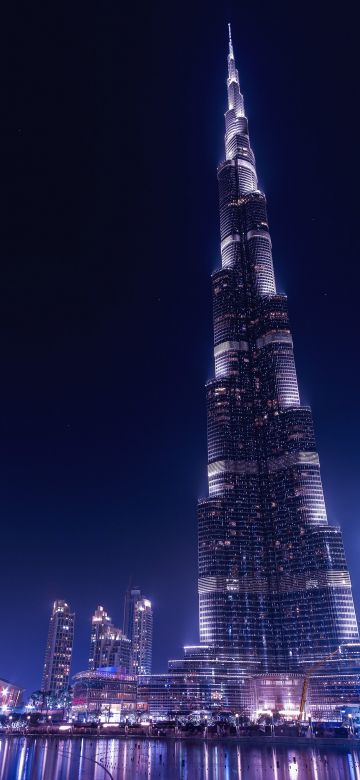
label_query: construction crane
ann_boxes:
[298,646,342,721]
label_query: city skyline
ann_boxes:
[1,5,360,697]
[33,588,153,702]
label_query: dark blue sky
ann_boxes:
[1,1,360,695]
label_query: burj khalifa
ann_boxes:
[197,24,360,701]
[141,27,360,717]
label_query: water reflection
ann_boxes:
[0,737,360,779]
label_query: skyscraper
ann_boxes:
[89,605,131,673]
[124,591,153,677]
[140,26,360,718]
[198,25,360,690]
[42,600,74,696]
[123,587,142,641]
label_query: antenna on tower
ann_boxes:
[228,22,234,58]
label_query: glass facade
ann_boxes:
[197,25,360,710]
[140,26,360,718]
[72,669,138,719]
[89,605,131,673]
[131,598,153,676]
[123,587,142,640]
[42,600,74,695]
[123,589,153,677]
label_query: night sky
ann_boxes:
[1,1,360,695]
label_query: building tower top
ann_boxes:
[228,22,234,60]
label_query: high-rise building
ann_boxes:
[197,24,360,695]
[140,26,360,718]
[124,590,153,676]
[42,600,74,695]
[123,587,142,641]
[89,605,131,673]
[132,598,153,676]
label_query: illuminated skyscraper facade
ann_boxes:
[140,27,360,717]
[42,600,74,695]
[89,605,131,673]
[130,598,153,676]
[197,26,360,691]
[123,587,142,641]
[123,588,153,676]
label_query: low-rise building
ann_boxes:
[0,679,23,711]
[72,668,146,722]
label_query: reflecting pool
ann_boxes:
[1,737,360,779]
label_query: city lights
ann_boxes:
[139,23,360,720]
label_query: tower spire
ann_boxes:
[228,22,234,60]
[226,24,244,118]
[227,22,239,89]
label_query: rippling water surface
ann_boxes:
[1,737,360,779]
